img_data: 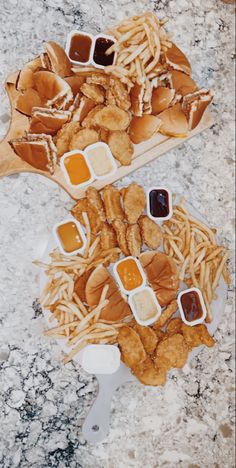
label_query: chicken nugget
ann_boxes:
[181,323,215,350]
[106,88,117,106]
[153,328,165,342]
[81,105,104,129]
[126,223,142,257]
[100,128,110,143]
[69,128,99,151]
[103,185,124,222]
[166,317,183,334]
[133,323,158,355]
[93,105,130,131]
[139,215,163,250]
[123,182,146,224]
[100,223,118,251]
[108,131,134,166]
[86,73,110,88]
[80,83,105,104]
[112,219,130,256]
[155,333,189,369]
[132,356,166,386]
[153,300,178,329]
[118,326,146,368]
[55,121,81,157]
[110,77,131,111]
[71,197,103,234]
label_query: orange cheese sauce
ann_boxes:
[57,221,83,253]
[117,258,143,291]
[64,153,91,186]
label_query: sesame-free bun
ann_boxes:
[33,71,73,109]
[170,70,198,96]
[43,41,72,77]
[129,115,161,144]
[151,87,175,115]
[158,103,189,137]
[165,43,191,75]
[183,89,214,130]
[85,265,131,321]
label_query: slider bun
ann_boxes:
[72,97,96,122]
[170,70,198,96]
[130,83,144,116]
[16,57,42,91]
[165,43,191,76]
[10,137,53,172]
[183,89,214,130]
[85,265,131,321]
[29,108,71,134]
[33,71,71,101]
[151,87,175,115]
[44,41,72,77]
[16,89,44,116]
[64,75,86,96]
[139,251,180,307]
[158,103,189,137]
[74,269,94,303]
[129,115,161,144]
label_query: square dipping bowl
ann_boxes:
[177,287,207,327]
[60,150,94,188]
[66,30,94,66]
[85,142,117,180]
[92,34,117,69]
[53,216,86,256]
[147,186,173,221]
[128,286,162,326]
[113,256,146,295]
[81,344,121,374]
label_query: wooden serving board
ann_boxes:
[0,71,213,200]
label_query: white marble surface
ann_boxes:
[0,1,235,467]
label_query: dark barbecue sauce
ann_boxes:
[69,34,92,63]
[93,37,115,66]
[149,189,169,218]
[180,290,203,322]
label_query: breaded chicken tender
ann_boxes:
[132,357,166,386]
[154,333,189,370]
[55,121,81,157]
[139,215,163,250]
[181,323,215,349]
[103,185,124,222]
[118,326,146,368]
[112,219,130,256]
[123,182,146,224]
[126,223,142,257]
[133,323,158,355]
[100,223,118,251]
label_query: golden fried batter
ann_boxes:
[93,105,130,131]
[100,223,118,251]
[166,317,183,334]
[71,197,103,234]
[181,323,215,349]
[100,128,110,143]
[126,223,142,257]
[103,185,124,222]
[154,333,189,370]
[86,73,110,88]
[118,326,146,368]
[132,356,166,386]
[86,186,106,223]
[71,198,88,226]
[133,323,158,355]
[153,300,178,329]
[123,182,146,224]
[138,215,163,250]
[80,83,105,104]
[55,121,81,157]
[69,128,99,151]
[110,77,131,111]
[105,88,117,106]
[108,131,134,166]
[81,105,104,129]
[112,219,130,256]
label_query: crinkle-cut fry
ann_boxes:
[64,340,88,364]
[73,292,88,316]
[153,300,178,329]
[212,251,229,292]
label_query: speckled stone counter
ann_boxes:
[0,1,235,467]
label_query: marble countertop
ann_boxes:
[0,1,235,467]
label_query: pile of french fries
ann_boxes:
[35,212,128,363]
[162,202,230,322]
[105,12,172,89]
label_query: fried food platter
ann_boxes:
[38,196,227,442]
[0,77,212,200]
